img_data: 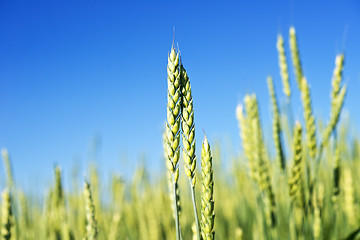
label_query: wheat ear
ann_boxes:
[289,122,306,211]
[301,77,317,159]
[53,166,64,208]
[267,76,286,171]
[1,189,13,240]
[1,149,14,189]
[163,130,181,220]
[180,64,201,240]
[165,47,182,240]
[331,54,345,107]
[243,95,260,181]
[84,180,98,240]
[249,94,277,227]
[201,135,215,240]
[277,34,291,97]
[236,104,256,179]
[289,27,304,89]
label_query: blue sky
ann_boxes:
[0,0,359,190]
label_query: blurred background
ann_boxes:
[0,0,359,192]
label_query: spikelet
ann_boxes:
[166,47,181,183]
[1,189,13,240]
[277,34,291,97]
[289,122,306,210]
[200,136,215,240]
[84,181,98,240]
[322,85,347,147]
[289,27,303,88]
[267,76,286,170]
[301,78,317,158]
[180,64,197,186]
[164,131,181,219]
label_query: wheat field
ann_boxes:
[1,26,360,240]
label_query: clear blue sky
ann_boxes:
[0,0,359,190]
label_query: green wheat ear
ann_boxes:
[301,77,317,159]
[166,47,181,183]
[1,189,13,240]
[267,76,285,171]
[181,64,196,186]
[289,26,304,89]
[331,54,345,106]
[181,64,201,240]
[243,94,260,181]
[53,166,64,208]
[236,104,255,179]
[165,47,182,240]
[289,122,306,211]
[200,135,215,240]
[1,149,14,189]
[276,34,291,97]
[84,181,98,240]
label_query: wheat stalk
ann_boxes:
[322,85,347,149]
[332,145,341,204]
[201,135,215,240]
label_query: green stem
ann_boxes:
[190,184,201,240]
[173,181,181,240]
[286,96,294,139]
